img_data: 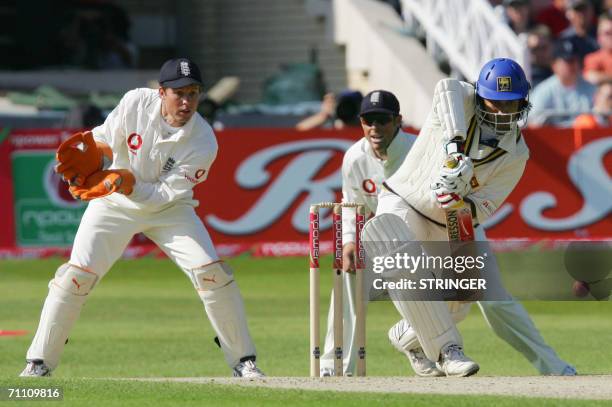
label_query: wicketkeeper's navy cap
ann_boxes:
[360,90,400,116]
[159,58,203,88]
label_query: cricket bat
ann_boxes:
[444,155,480,301]
[444,155,475,242]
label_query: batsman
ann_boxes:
[370,58,577,377]
[20,58,264,378]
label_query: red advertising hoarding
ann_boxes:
[1,127,610,257]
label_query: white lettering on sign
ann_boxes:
[206,139,352,234]
[520,137,612,231]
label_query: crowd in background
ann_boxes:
[494,0,612,127]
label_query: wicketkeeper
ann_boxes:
[20,58,264,378]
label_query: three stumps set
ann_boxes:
[309,202,366,377]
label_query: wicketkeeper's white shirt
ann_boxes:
[92,88,218,211]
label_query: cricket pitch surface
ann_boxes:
[132,375,612,400]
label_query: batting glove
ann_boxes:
[439,153,474,193]
[431,184,464,209]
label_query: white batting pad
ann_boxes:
[361,213,416,245]
[363,214,462,361]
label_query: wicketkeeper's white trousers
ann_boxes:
[26,199,256,371]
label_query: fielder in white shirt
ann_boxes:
[20,58,264,378]
[321,87,575,377]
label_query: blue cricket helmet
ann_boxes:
[475,58,530,101]
[474,58,531,136]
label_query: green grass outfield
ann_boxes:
[1,257,611,406]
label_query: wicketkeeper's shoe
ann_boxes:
[388,323,444,377]
[320,367,334,377]
[436,344,480,377]
[233,359,265,378]
[19,360,51,377]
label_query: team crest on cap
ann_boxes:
[496,76,512,92]
[180,61,190,76]
[370,91,380,104]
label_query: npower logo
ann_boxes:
[43,159,86,208]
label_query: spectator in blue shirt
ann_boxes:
[560,0,599,59]
[529,38,597,126]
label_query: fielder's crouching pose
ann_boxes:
[20,58,264,378]
[373,60,577,377]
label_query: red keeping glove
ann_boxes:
[69,169,135,201]
[55,131,107,186]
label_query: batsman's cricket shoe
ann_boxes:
[233,360,265,378]
[436,344,480,377]
[388,322,444,377]
[20,360,51,377]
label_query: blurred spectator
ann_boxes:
[560,0,599,59]
[503,0,535,35]
[574,79,612,126]
[536,0,570,37]
[64,103,105,128]
[583,13,612,83]
[296,90,363,130]
[528,25,555,87]
[530,38,597,126]
[58,1,137,69]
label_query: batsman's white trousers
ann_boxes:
[374,188,572,373]
[26,199,256,370]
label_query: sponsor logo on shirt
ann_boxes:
[362,179,376,194]
[127,133,143,154]
[184,168,206,184]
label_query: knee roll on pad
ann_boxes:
[52,263,98,296]
[191,262,234,291]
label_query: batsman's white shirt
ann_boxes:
[385,79,529,226]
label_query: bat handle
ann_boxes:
[445,155,459,169]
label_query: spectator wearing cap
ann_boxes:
[583,13,612,84]
[296,90,363,130]
[502,0,534,35]
[574,78,612,127]
[529,38,597,126]
[560,0,599,59]
[535,0,570,38]
[527,25,555,87]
